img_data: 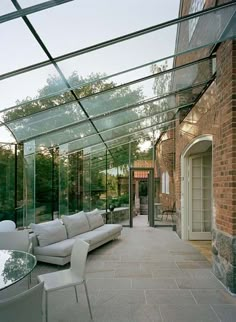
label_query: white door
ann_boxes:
[189,153,212,240]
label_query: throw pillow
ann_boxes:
[85,211,104,230]
[30,219,67,247]
[62,212,90,238]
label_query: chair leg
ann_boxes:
[74,285,78,303]
[45,291,48,322]
[83,281,93,320]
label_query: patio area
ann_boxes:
[1,215,236,322]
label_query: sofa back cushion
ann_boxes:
[30,219,67,247]
[85,210,104,230]
[62,212,90,238]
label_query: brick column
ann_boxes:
[212,40,236,293]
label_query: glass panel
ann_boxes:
[24,147,35,226]
[28,0,180,56]
[18,0,53,7]
[0,0,16,15]
[35,121,96,149]
[82,155,92,211]
[0,144,16,222]
[57,4,235,89]
[90,152,107,211]
[7,101,87,141]
[0,18,48,75]
[0,124,16,143]
[59,144,69,216]
[101,114,174,142]
[0,65,66,111]
[68,134,103,154]
[81,59,213,117]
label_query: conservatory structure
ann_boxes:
[0,0,236,291]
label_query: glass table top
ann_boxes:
[0,250,37,291]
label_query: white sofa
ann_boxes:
[30,210,122,265]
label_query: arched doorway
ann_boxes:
[181,135,213,240]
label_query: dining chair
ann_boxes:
[160,202,176,223]
[0,231,33,288]
[38,238,93,322]
[0,281,44,322]
[0,220,16,232]
[0,231,31,252]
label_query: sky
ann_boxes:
[0,0,180,143]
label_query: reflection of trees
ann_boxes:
[0,144,23,222]
[1,251,34,284]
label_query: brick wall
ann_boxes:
[214,40,236,235]
[156,130,175,209]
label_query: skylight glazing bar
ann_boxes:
[6,82,207,142]
[0,0,73,24]
[0,2,234,81]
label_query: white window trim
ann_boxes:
[161,171,169,194]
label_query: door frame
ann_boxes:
[181,135,213,240]
[129,167,154,227]
[188,152,212,240]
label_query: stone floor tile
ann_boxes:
[132,278,178,289]
[176,277,224,289]
[211,304,236,322]
[181,268,214,278]
[95,289,145,305]
[93,303,162,322]
[87,278,131,290]
[151,268,189,278]
[176,261,212,269]
[146,289,196,305]
[159,304,220,321]
[174,254,208,261]
[140,262,178,269]
[192,289,236,304]
[86,270,115,278]
[115,268,152,278]
[88,254,121,261]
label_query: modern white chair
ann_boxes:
[0,230,31,252]
[0,281,44,322]
[0,220,16,232]
[38,238,93,322]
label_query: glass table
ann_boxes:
[0,250,37,291]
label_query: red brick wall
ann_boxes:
[156,130,175,209]
[175,39,236,235]
[213,40,236,234]
[155,0,236,235]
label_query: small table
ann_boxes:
[0,250,37,291]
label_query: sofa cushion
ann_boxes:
[34,238,75,257]
[30,219,67,247]
[95,224,122,236]
[62,212,90,238]
[85,211,104,230]
[75,230,108,245]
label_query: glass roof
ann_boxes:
[0,0,235,154]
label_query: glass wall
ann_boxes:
[0,136,157,226]
[0,143,24,227]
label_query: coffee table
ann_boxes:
[0,250,36,291]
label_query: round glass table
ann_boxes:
[0,250,37,291]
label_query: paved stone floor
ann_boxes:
[1,215,236,321]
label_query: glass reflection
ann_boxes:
[0,250,36,290]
